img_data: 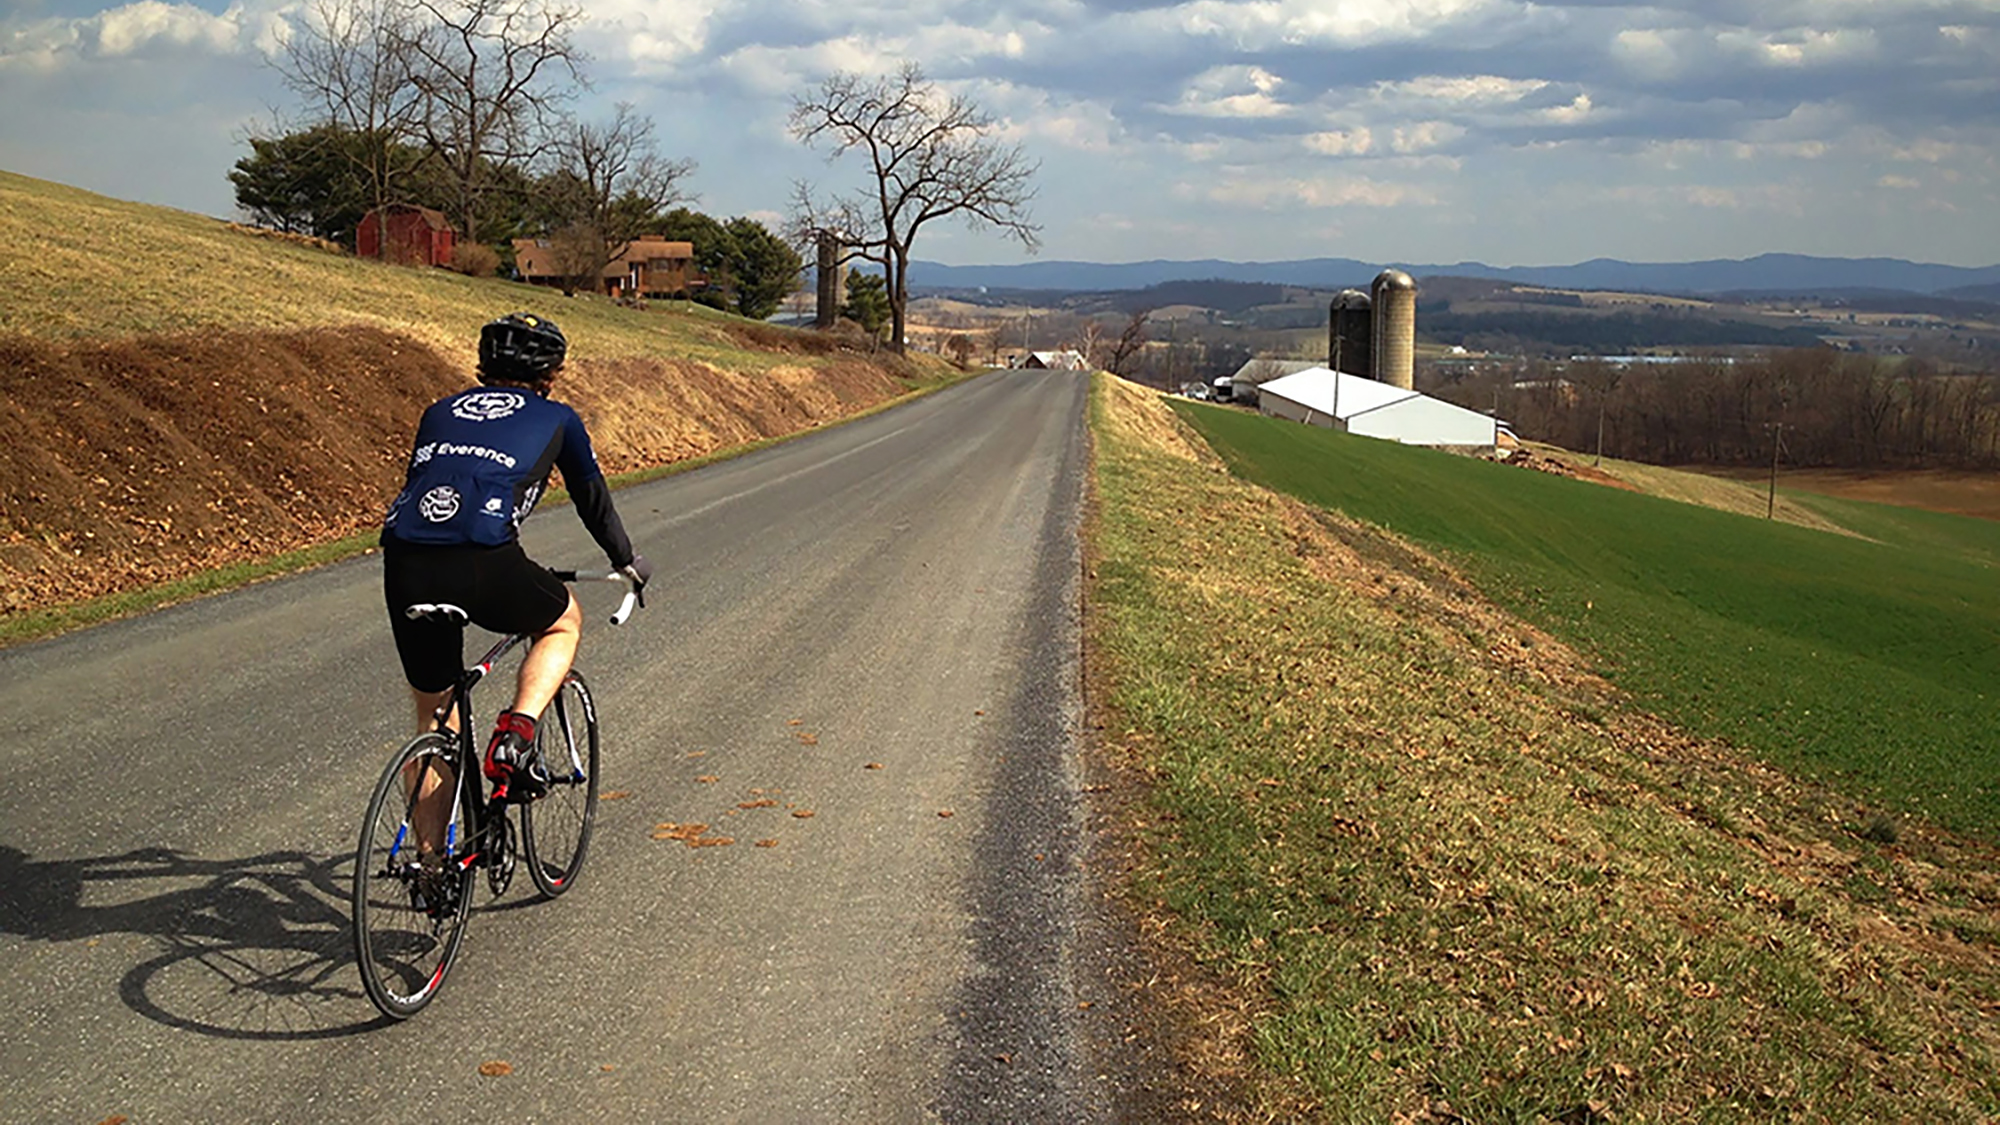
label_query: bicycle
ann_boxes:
[351,569,641,1020]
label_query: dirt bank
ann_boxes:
[0,326,915,618]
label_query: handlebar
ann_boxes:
[552,569,644,625]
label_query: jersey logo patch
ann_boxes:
[419,485,461,522]
[452,391,525,422]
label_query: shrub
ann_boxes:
[450,242,501,278]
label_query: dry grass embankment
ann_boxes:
[1087,374,2000,1121]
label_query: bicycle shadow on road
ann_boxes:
[0,844,392,1040]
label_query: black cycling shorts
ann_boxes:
[382,538,571,692]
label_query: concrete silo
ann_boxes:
[1370,269,1417,390]
[1327,289,1373,377]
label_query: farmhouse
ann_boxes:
[511,236,699,298]
[1256,365,1500,450]
[1017,350,1087,370]
[356,204,455,267]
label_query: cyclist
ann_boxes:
[381,312,649,807]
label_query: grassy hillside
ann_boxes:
[0,168,806,370]
[1172,402,2000,838]
[1089,376,2000,1119]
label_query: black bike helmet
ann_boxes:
[478,312,567,384]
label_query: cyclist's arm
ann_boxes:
[570,472,635,569]
[555,409,636,569]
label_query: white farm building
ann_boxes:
[1255,366,1499,450]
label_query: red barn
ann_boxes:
[356,205,456,267]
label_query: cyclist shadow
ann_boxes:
[0,844,391,1040]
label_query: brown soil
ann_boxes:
[0,327,912,620]
[1502,448,1641,491]
[1698,465,2000,522]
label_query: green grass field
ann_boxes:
[1172,402,2000,839]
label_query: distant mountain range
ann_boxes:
[907,253,2000,299]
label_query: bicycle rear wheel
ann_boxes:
[522,671,599,898]
[352,732,476,1019]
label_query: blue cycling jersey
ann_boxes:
[382,386,633,566]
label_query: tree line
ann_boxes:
[234,0,800,318]
[1433,350,2000,469]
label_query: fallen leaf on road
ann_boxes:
[689,835,734,848]
[865,762,883,770]
[792,809,816,819]
[95,1117,127,1125]
[600,1065,616,1073]
[755,839,778,848]
[788,718,803,726]
[600,790,631,800]
[695,775,719,784]
[795,732,819,746]
[739,798,778,809]
[685,750,707,758]
[974,710,985,716]
[938,809,955,818]
[478,1061,513,1077]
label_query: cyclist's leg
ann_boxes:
[384,540,469,855]
[463,545,575,795]
[509,590,582,721]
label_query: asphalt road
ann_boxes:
[0,368,1115,1123]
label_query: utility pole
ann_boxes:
[1765,422,1791,519]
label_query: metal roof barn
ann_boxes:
[1255,366,1498,449]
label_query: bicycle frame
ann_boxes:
[429,629,531,879]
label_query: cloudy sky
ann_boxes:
[3,0,1998,268]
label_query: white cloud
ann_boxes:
[1155,0,1501,50]
[1304,128,1373,156]
[1389,120,1462,153]
[1540,92,1592,124]
[1878,174,1921,189]
[1204,171,1439,209]
[96,1,241,56]
[1375,74,1546,106]
[1168,64,1291,118]
[1,0,290,68]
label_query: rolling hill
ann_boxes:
[911,252,2000,297]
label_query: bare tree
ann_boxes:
[405,0,587,245]
[789,63,1039,355]
[270,0,432,255]
[1071,318,1104,372]
[1106,311,1149,377]
[539,103,695,295]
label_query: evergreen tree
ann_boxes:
[842,269,890,338]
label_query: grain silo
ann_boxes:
[814,233,846,329]
[1327,289,1372,377]
[1371,269,1417,390]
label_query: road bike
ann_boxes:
[351,569,640,1020]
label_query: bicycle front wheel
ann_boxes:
[352,732,476,1019]
[522,671,599,898]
